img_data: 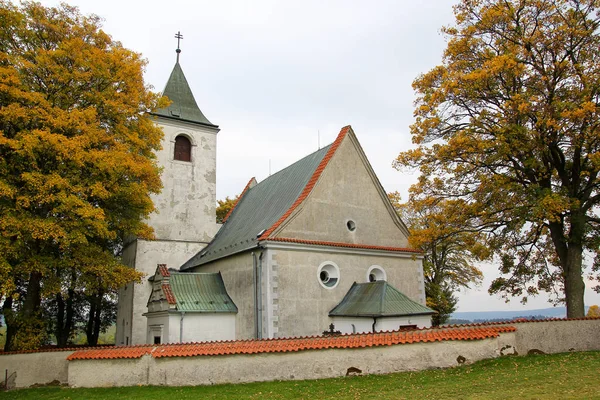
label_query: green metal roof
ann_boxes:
[153,62,217,128]
[180,144,331,270]
[170,272,237,313]
[329,281,435,318]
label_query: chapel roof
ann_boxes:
[329,281,435,318]
[180,141,333,269]
[153,61,217,128]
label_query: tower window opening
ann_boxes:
[174,135,191,161]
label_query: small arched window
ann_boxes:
[174,135,191,162]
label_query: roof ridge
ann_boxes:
[258,126,351,240]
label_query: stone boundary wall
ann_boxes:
[0,350,74,389]
[2,318,600,389]
[68,337,505,387]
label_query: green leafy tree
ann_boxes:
[396,0,600,317]
[0,1,164,350]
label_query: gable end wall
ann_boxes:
[275,133,409,248]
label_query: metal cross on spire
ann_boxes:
[175,31,183,62]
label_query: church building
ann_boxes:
[116,48,433,346]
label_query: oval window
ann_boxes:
[366,265,386,282]
[317,262,340,289]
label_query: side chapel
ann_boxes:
[116,47,433,346]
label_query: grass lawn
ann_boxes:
[1,351,599,399]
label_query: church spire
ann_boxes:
[152,32,217,128]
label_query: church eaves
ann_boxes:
[153,62,217,128]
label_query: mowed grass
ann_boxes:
[1,351,599,399]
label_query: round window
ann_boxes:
[366,265,386,282]
[346,220,356,231]
[317,262,340,289]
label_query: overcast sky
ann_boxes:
[35,0,600,313]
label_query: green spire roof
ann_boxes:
[329,281,435,318]
[153,62,217,127]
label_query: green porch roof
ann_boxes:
[170,272,237,313]
[153,62,217,128]
[329,281,435,318]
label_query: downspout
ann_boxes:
[252,252,258,339]
[372,317,378,333]
[179,311,185,343]
[257,252,264,339]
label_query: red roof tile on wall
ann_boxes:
[67,345,154,361]
[266,237,422,253]
[258,126,351,240]
[66,325,515,360]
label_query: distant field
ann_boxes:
[1,351,599,399]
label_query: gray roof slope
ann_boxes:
[153,62,217,127]
[329,281,435,318]
[170,272,237,313]
[181,144,331,270]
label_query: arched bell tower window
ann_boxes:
[174,135,191,162]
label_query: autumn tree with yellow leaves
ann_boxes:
[216,195,239,224]
[390,193,484,325]
[0,2,164,350]
[396,0,600,318]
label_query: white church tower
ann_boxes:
[116,39,220,345]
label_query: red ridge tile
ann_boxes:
[158,264,169,277]
[162,283,176,305]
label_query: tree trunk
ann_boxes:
[22,272,42,319]
[2,296,15,352]
[54,289,75,347]
[549,212,586,318]
[85,292,102,346]
[55,293,66,346]
[564,245,586,318]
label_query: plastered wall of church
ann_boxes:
[332,315,432,335]
[117,239,206,345]
[276,134,409,248]
[148,118,220,243]
[192,251,256,340]
[145,313,234,344]
[264,247,425,339]
[177,313,236,343]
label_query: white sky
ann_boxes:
[35,0,600,313]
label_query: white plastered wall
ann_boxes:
[332,315,431,334]
[262,246,426,339]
